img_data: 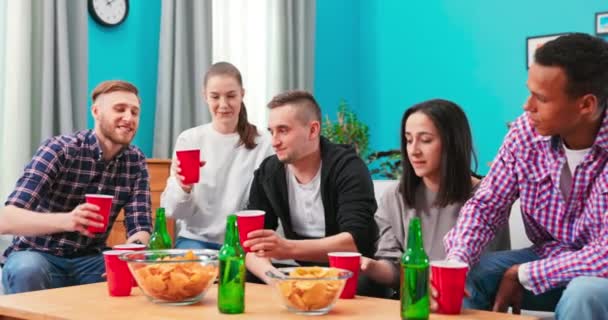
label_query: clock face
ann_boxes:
[89,0,129,26]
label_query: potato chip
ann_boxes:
[276,267,346,312]
[289,291,308,310]
[294,280,316,291]
[301,282,327,308]
[132,250,218,302]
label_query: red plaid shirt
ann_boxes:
[445,111,608,294]
[4,130,152,258]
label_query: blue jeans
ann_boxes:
[2,250,105,294]
[174,237,221,250]
[465,248,608,319]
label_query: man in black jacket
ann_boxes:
[244,90,377,283]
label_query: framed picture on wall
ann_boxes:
[596,12,608,35]
[526,33,566,69]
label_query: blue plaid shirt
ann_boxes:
[4,130,152,258]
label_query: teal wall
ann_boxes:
[314,0,361,122]
[315,0,608,174]
[88,0,161,156]
[88,0,607,166]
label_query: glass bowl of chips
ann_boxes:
[266,266,353,315]
[120,249,219,305]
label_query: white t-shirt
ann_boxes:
[559,144,590,200]
[564,145,590,176]
[160,123,273,244]
[286,164,326,238]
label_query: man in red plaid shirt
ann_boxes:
[0,80,152,294]
[443,33,608,319]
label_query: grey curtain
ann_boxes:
[0,0,87,201]
[0,0,86,260]
[31,0,88,144]
[0,1,5,123]
[0,0,9,265]
[278,0,316,91]
[152,0,316,158]
[153,0,213,158]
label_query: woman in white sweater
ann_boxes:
[161,62,273,250]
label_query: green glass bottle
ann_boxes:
[400,217,430,320]
[218,214,246,314]
[148,208,172,250]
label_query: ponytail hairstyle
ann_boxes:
[204,62,259,149]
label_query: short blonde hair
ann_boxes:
[267,90,321,123]
[91,80,140,103]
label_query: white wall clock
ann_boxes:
[88,0,129,27]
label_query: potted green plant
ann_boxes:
[367,149,402,180]
[322,100,402,180]
[321,100,370,158]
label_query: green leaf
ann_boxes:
[322,99,403,179]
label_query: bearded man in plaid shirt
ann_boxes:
[0,80,152,294]
[441,33,608,319]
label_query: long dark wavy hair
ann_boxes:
[203,62,258,149]
[399,99,478,207]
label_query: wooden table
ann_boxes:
[0,283,539,320]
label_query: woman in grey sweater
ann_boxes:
[361,99,510,291]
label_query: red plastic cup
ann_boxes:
[112,243,147,251]
[175,149,201,184]
[328,252,361,299]
[103,250,132,297]
[431,260,469,314]
[85,194,113,233]
[112,244,146,287]
[235,210,265,253]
